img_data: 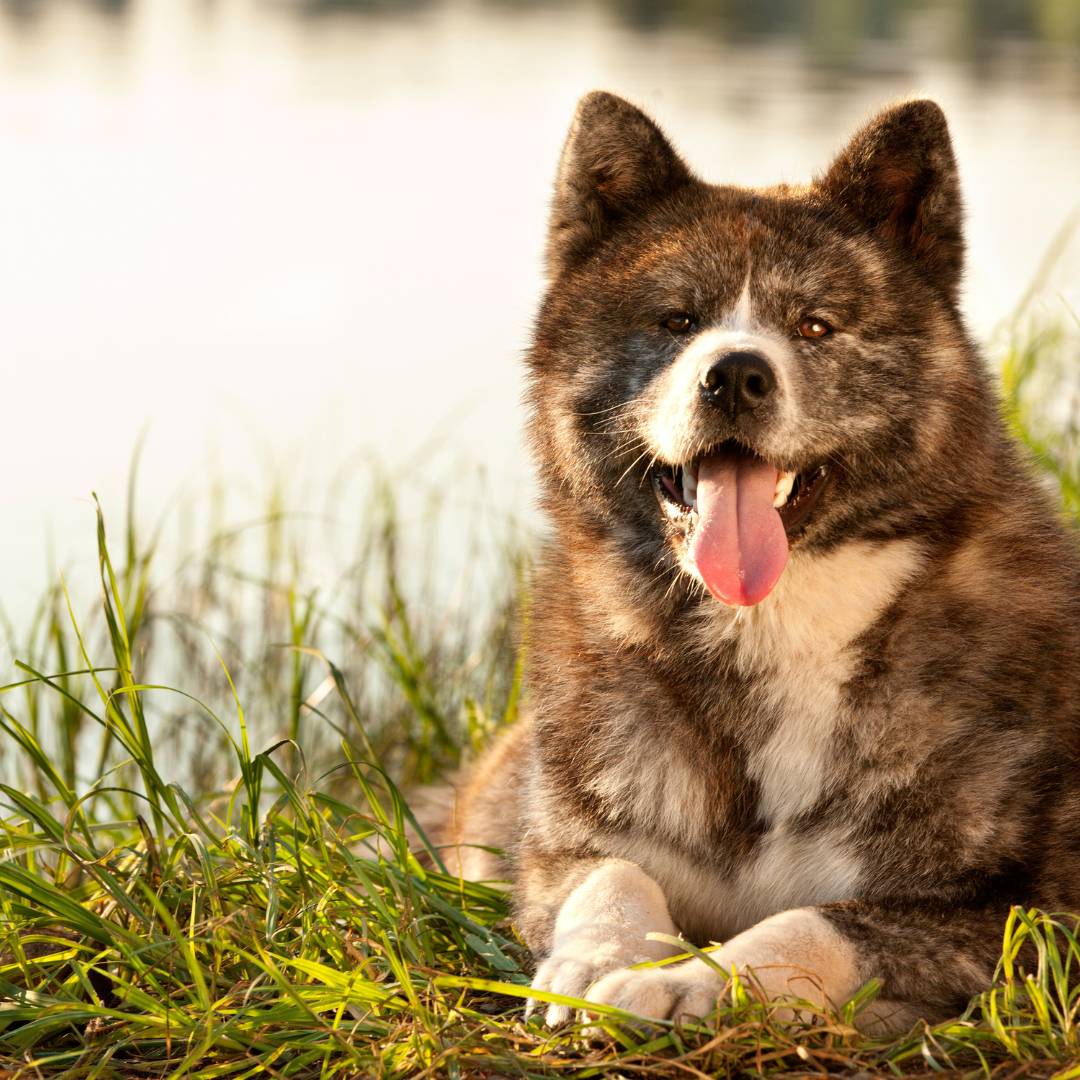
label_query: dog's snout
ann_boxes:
[699,351,776,418]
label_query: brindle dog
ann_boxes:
[442,93,1080,1032]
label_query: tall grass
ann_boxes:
[999,221,1080,521]
[2,302,1079,1077]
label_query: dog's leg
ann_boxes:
[584,901,1005,1033]
[521,856,683,1026]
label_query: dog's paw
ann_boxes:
[584,959,724,1026]
[527,948,638,1026]
[524,860,683,1026]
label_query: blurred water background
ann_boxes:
[3,0,1080,637]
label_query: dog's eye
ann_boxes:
[798,317,832,339]
[661,313,694,334]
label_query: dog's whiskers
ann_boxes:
[577,400,636,419]
[660,562,686,603]
[595,436,647,462]
[613,446,655,490]
[593,422,640,438]
[638,450,661,489]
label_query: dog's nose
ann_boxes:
[699,351,776,418]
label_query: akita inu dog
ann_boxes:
[442,92,1080,1032]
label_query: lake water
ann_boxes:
[3,0,1079,635]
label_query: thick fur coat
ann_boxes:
[442,92,1080,1032]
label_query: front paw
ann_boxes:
[528,946,654,1026]
[585,959,724,1025]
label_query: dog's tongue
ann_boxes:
[690,451,789,606]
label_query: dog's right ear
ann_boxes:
[547,92,692,277]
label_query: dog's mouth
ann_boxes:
[651,442,828,607]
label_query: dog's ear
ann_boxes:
[547,92,693,277]
[816,100,963,303]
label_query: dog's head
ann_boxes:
[526,93,996,613]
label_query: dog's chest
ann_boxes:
[589,653,849,840]
[597,540,925,939]
[745,650,851,823]
[600,659,858,940]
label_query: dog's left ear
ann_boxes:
[816,100,963,303]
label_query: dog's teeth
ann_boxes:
[682,467,698,509]
[773,470,797,508]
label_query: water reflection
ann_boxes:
[1,0,1077,633]
[327,0,1067,77]
[6,0,1080,58]
[606,0,1080,48]
[3,0,1078,98]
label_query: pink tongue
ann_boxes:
[690,452,789,607]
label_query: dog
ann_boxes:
[440,92,1080,1033]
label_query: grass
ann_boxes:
[2,296,1080,1077]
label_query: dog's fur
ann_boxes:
[441,92,1080,1031]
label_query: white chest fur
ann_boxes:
[609,539,926,941]
[704,538,924,827]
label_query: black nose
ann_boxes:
[699,351,776,418]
